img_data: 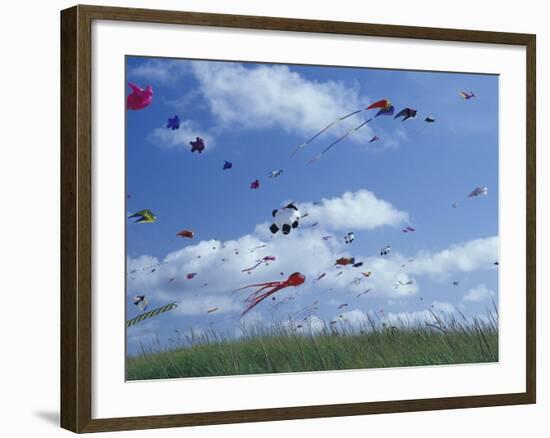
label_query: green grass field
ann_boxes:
[127,310,498,380]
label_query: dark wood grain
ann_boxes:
[60,4,537,433]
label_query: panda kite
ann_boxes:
[270,203,301,235]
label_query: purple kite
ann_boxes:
[368,135,380,143]
[250,179,260,189]
[190,137,205,153]
[166,115,180,130]
[394,108,417,121]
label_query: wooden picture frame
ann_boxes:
[61,4,536,433]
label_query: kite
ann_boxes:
[394,108,417,121]
[335,271,343,277]
[166,115,180,130]
[380,245,391,256]
[186,273,197,280]
[335,257,355,266]
[468,186,488,197]
[269,169,283,178]
[424,116,436,123]
[242,256,276,273]
[338,303,348,310]
[460,90,476,100]
[352,262,364,268]
[207,307,219,314]
[127,82,153,110]
[357,289,371,297]
[316,273,326,281]
[367,99,391,110]
[322,235,333,241]
[250,179,260,189]
[176,229,194,239]
[394,280,414,289]
[190,137,205,153]
[361,271,372,278]
[494,261,499,266]
[374,106,395,117]
[126,302,178,327]
[311,221,319,228]
[223,160,233,170]
[234,272,306,316]
[452,281,460,286]
[351,277,362,286]
[128,209,156,223]
[452,202,459,208]
[368,135,380,143]
[132,295,149,311]
[270,203,300,235]
[344,232,355,244]
[402,226,416,233]
[250,244,267,253]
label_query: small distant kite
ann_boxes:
[223,160,233,170]
[357,289,371,297]
[176,229,194,239]
[452,202,459,208]
[352,262,364,268]
[402,226,416,233]
[338,303,348,310]
[269,169,283,178]
[126,302,178,327]
[187,273,197,280]
[468,186,488,198]
[335,271,343,277]
[452,281,459,286]
[335,257,355,266]
[362,271,372,278]
[322,236,333,241]
[494,261,499,266]
[250,244,267,253]
[394,108,417,121]
[344,232,355,244]
[460,91,476,100]
[369,135,380,143]
[316,273,327,281]
[394,280,414,289]
[270,203,300,235]
[250,179,260,189]
[207,307,219,314]
[166,115,180,130]
[128,209,156,223]
[234,272,306,316]
[190,137,205,153]
[424,116,436,123]
[132,295,149,311]
[380,245,391,256]
[127,82,153,111]
[242,256,276,273]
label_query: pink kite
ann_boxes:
[234,272,306,316]
[250,179,260,189]
[127,82,153,110]
[186,273,197,280]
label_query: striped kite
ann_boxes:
[126,302,178,327]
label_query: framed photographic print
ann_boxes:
[60,4,536,433]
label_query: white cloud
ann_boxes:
[408,236,498,278]
[147,119,215,151]
[128,59,189,85]
[190,61,373,142]
[462,284,496,303]
[301,189,408,231]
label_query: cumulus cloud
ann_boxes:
[462,284,496,303]
[190,61,373,142]
[128,58,189,85]
[301,190,408,231]
[147,119,215,151]
[408,236,498,278]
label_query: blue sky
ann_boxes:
[125,56,498,355]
